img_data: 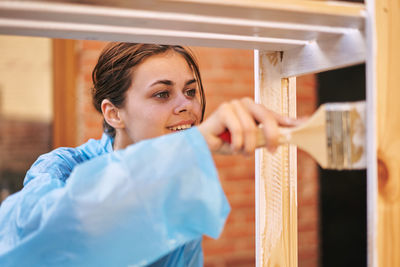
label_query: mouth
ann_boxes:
[166,123,194,132]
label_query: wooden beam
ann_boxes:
[51,0,367,28]
[0,1,366,69]
[52,39,77,148]
[372,0,400,265]
[0,17,306,51]
[0,1,352,40]
[168,0,365,20]
[255,50,297,267]
[365,0,378,265]
[281,29,366,77]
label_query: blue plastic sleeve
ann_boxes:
[0,128,230,266]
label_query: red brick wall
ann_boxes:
[0,118,51,172]
[296,75,319,267]
[74,40,319,266]
[0,117,52,201]
[194,47,256,266]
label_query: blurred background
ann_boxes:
[0,35,365,266]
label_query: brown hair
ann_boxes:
[91,42,206,137]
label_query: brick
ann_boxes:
[222,180,255,196]
[223,224,255,239]
[203,239,237,256]
[0,118,52,195]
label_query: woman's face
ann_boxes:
[118,50,202,145]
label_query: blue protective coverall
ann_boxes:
[0,128,230,266]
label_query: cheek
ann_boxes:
[193,101,203,121]
[125,110,169,142]
[144,112,168,126]
[128,105,169,130]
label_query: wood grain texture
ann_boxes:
[25,0,366,27]
[0,0,365,53]
[375,0,400,265]
[52,39,77,148]
[169,0,365,19]
[256,51,297,267]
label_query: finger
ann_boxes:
[261,113,279,152]
[269,110,301,127]
[219,102,243,153]
[231,100,257,155]
[240,98,280,152]
[241,97,300,127]
[197,117,225,152]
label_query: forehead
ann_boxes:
[133,51,194,80]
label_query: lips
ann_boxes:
[167,124,192,131]
[166,121,195,132]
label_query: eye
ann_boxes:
[154,91,170,99]
[185,88,197,98]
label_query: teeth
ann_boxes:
[168,124,192,131]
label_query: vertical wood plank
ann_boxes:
[374,0,400,266]
[255,50,297,267]
[365,0,378,266]
[52,39,78,148]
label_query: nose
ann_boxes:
[173,94,193,114]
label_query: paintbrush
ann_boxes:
[219,101,366,170]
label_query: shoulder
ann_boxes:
[23,134,113,186]
[23,147,87,186]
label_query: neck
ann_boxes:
[113,130,133,151]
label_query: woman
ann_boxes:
[0,43,296,266]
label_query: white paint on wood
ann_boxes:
[254,49,261,267]
[169,0,365,21]
[0,0,367,72]
[0,1,356,40]
[281,29,366,77]
[54,0,366,28]
[365,0,377,266]
[0,18,307,51]
[256,51,297,267]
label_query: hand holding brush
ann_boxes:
[217,101,366,170]
[198,98,366,170]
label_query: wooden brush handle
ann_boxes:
[219,103,326,149]
[218,128,268,147]
[217,104,328,169]
[218,123,323,149]
[218,102,366,170]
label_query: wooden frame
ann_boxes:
[365,0,377,266]
[368,0,400,266]
[52,38,78,148]
[255,50,297,266]
[1,0,387,266]
[0,0,365,72]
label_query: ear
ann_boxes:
[101,99,125,129]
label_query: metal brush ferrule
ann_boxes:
[326,109,352,170]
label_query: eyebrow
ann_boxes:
[185,79,197,86]
[150,78,197,87]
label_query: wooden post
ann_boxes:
[255,50,297,267]
[373,0,400,265]
[52,39,78,148]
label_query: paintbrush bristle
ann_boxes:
[253,101,366,170]
[324,101,366,170]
